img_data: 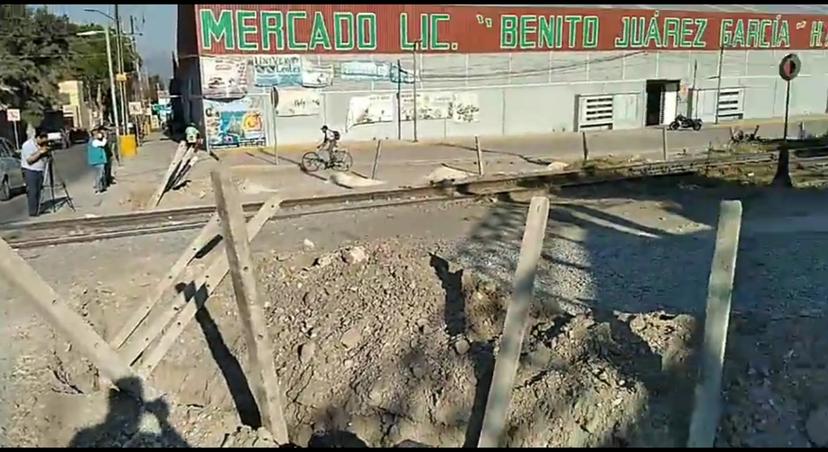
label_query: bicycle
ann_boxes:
[301,143,353,172]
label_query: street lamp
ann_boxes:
[77,28,121,159]
[84,8,128,132]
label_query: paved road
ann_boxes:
[0,143,91,224]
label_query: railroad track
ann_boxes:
[1,150,823,249]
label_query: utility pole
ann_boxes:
[114,4,128,133]
[412,40,420,143]
[689,60,698,118]
[396,59,402,140]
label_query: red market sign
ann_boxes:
[196,4,828,55]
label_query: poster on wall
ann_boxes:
[253,55,302,87]
[301,61,334,88]
[346,94,394,129]
[341,61,390,81]
[451,92,481,123]
[201,57,249,99]
[204,97,266,149]
[399,92,453,121]
[276,89,322,117]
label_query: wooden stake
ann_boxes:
[0,237,144,395]
[148,141,188,208]
[135,195,282,375]
[110,214,221,350]
[210,168,288,444]
[475,136,484,176]
[478,196,550,448]
[687,200,742,448]
[581,131,589,161]
[371,140,383,179]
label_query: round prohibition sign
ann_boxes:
[779,54,802,81]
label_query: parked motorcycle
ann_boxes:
[669,114,703,131]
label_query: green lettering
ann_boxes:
[419,14,429,50]
[720,18,733,47]
[693,18,707,47]
[759,19,772,48]
[356,13,376,50]
[260,11,283,51]
[679,18,693,47]
[308,11,332,50]
[519,15,537,49]
[287,11,307,50]
[539,16,556,49]
[810,21,823,47]
[732,19,745,47]
[663,17,680,48]
[583,16,599,48]
[615,17,630,48]
[630,17,645,47]
[430,13,450,50]
[565,15,582,48]
[555,15,564,48]
[746,19,760,48]
[399,13,414,50]
[644,15,663,47]
[200,9,235,50]
[501,15,518,49]
[777,20,790,47]
[235,10,257,51]
[335,12,355,51]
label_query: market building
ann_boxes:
[174,4,828,150]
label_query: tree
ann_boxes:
[0,5,140,126]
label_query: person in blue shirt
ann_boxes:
[87,128,109,194]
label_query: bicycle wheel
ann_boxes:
[331,150,353,172]
[301,151,323,172]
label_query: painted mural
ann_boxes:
[346,94,394,129]
[204,97,266,149]
[276,89,322,116]
[201,57,249,99]
[450,92,480,123]
[196,4,828,55]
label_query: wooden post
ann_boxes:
[581,131,589,161]
[0,237,144,396]
[211,168,288,444]
[687,200,743,448]
[371,140,383,179]
[110,214,221,351]
[662,126,668,161]
[478,197,550,448]
[148,141,188,208]
[475,136,484,176]
[132,195,282,371]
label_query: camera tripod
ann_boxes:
[40,155,75,214]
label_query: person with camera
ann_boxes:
[20,131,51,217]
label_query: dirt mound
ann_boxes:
[256,239,699,447]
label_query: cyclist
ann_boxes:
[317,125,340,163]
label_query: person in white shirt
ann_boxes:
[20,131,51,217]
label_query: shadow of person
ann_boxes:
[68,377,189,448]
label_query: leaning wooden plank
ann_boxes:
[211,168,289,444]
[687,200,743,448]
[109,214,221,351]
[148,141,188,209]
[478,196,550,448]
[135,194,282,376]
[0,237,144,396]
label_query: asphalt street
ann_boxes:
[0,143,90,224]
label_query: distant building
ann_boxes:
[175,4,828,151]
[58,80,91,130]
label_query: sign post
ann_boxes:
[773,53,801,187]
[6,109,20,149]
[270,87,279,165]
